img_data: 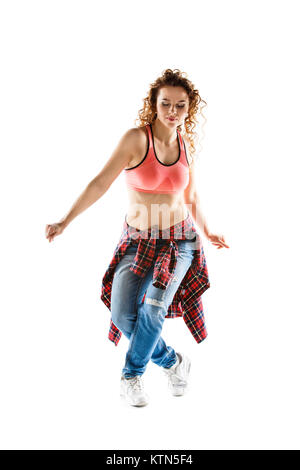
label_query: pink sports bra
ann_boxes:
[124,123,190,194]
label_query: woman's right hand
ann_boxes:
[45,222,66,243]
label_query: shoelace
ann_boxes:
[169,374,186,386]
[163,360,179,377]
[163,364,187,385]
[127,376,143,392]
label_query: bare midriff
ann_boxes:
[125,187,189,230]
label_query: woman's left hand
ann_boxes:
[206,232,230,249]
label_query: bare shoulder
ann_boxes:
[124,126,148,168]
[181,134,193,166]
[120,126,146,150]
[125,126,147,140]
[91,127,147,189]
[130,126,147,146]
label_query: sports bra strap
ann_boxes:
[177,129,184,150]
[146,124,153,149]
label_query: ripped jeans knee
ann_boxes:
[143,285,168,317]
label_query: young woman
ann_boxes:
[45,69,229,407]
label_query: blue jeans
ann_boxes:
[110,238,195,378]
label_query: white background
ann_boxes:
[0,0,299,450]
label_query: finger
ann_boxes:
[219,239,229,248]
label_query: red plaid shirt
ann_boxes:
[100,213,210,346]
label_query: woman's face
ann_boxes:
[156,86,189,128]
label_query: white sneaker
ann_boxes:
[163,352,191,396]
[120,375,149,407]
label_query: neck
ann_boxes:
[151,119,178,146]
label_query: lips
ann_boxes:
[167,117,176,121]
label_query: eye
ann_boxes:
[161,103,185,108]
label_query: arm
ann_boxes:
[183,158,210,239]
[46,128,137,242]
[183,140,229,249]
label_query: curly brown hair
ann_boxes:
[134,68,207,162]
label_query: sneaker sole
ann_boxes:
[120,391,149,407]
